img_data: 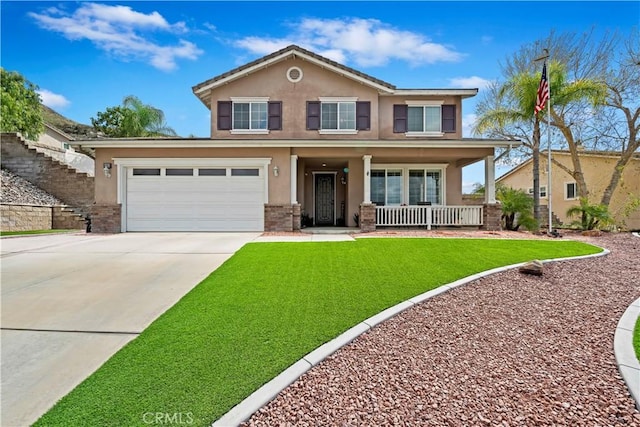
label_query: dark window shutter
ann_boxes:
[307,101,320,130]
[442,105,456,133]
[268,101,282,130]
[356,101,371,131]
[217,101,232,130]
[393,104,408,133]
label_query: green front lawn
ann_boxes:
[34,238,600,427]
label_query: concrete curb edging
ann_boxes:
[614,297,640,410]
[212,247,610,427]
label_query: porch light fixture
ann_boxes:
[103,162,112,178]
[273,165,279,177]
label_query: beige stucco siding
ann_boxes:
[95,147,290,204]
[498,152,640,230]
[206,58,465,143]
[378,95,463,140]
[209,58,380,140]
[95,145,490,228]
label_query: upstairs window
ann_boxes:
[307,99,370,133]
[217,99,282,133]
[394,103,456,135]
[233,102,267,130]
[321,102,355,130]
[408,105,441,133]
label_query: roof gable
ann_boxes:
[192,45,396,104]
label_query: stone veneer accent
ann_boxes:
[52,207,85,229]
[292,204,301,231]
[481,203,502,231]
[265,204,300,232]
[91,204,122,233]
[359,203,376,233]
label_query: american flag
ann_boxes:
[535,62,549,115]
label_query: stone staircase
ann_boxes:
[1,132,94,221]
[53,206,87,229]
[539,204,563,228]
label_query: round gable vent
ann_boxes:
[286,66,303,83]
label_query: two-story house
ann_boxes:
[497,150,640,230]
[78,45,518,233]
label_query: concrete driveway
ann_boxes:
[1,232,259,427]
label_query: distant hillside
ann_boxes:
[41,105,95,139]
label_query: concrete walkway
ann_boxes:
[1,232,259,427]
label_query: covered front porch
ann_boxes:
[375,204,484,229]
[285,148,501,231]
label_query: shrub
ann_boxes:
[566,197,613,230]
[496,186,539,231]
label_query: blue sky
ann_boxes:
[2,1,637,190]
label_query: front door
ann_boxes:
[315,173,335,226]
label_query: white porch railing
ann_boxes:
[375,205,484,230]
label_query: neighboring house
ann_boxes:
[29,124,95,176]
[497,150,640,230]
[74,45,517,233]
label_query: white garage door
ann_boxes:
[125,166,265,231]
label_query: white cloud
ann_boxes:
[234,37,293,56]
[234,17,463,67]
[29,3,201,71]
[449,76,492,90]
[203,23,217,32]
[481,35,493,45]
[37,89,70,109]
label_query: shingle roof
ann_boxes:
[497,149,640,181]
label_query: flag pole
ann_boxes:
[547,70,553,234]
[534,49,551,234]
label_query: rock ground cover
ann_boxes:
[245,232,640,426]
[1,168,63,206]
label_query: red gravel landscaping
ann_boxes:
[245,231,640,426]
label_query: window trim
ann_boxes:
[315,97,358,134]
[405,101,445,137]
[565,181,577,200]
[229,97,270,134]
[371,163,448,206]
[528,186,548,199]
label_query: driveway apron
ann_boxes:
[1,232,259,427]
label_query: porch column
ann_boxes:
[484,154,496,204]
[290,155,298,204]
[363,155,372,204]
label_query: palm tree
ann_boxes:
[496,185,537,231]
[475,70,545,224]
[121,95,177,137]
[545,64,606,200]
[566,197,612,230]
[474,61,606,225]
